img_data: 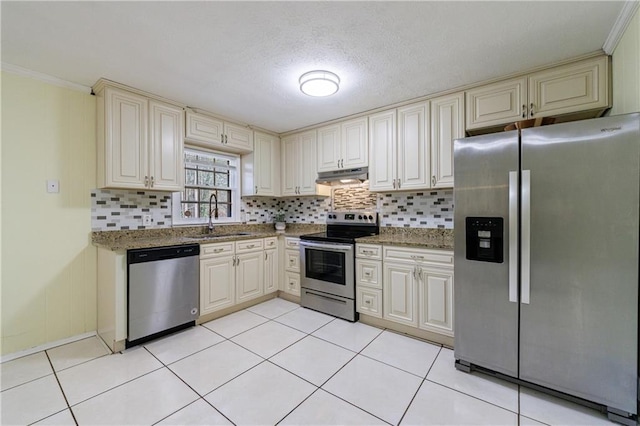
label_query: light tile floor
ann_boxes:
[0,297,618,425]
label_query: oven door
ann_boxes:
[300,240,355,299]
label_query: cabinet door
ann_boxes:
[236,252,265,303]
[342,117,368,169]
[200,255,235,315]
[430,92,464,189]
[252,132,280,196]
[185,110,224,146]
[224,122,254,153]
[264,249,279,294]
[528,56,609,118]
[284,271,301,296]
[298,130,318,195]
[149,100,184,191]
[281,135,299,196]
[317,124,342,172]
[368,110,396,192]
[465,77,527,130]
[103,87,148,189]
[398,102,430,191]
[418,268,454,336]
[383,262,417,326]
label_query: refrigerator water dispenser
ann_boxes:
[465,217,503,263]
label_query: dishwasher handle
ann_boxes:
[128,244,200,264]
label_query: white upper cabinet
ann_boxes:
[528,56,610,117]
[242,131,280,197]
[149,100,184,191]
[466,55,610,130]
[368,102,431,192]
[397,102,430,191]
[97,85,183,191]
[465,77,527,130]
[185,110,253,153]
[368,109,397,192]
[430,92,464,188]
[317,117,368,172]
[281,131,330,196]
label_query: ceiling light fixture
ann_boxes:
[299,70,340,97]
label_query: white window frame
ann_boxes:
[172,147,241,226]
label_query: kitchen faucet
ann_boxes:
[208,192,219,232]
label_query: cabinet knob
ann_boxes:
[522,104,526,119]
[530,103,535,117]
[392,179,396,189]
[150,176,154,188]
[431,176,436,186]
[144,176,149,187]
[255,186,258,194]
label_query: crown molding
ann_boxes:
[1,62,91,93]
[603,0,640,54]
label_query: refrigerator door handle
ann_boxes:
[509,171,519,303]
[521,169,531,304]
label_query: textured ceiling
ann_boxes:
[1,1,625,133]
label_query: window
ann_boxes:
[172,148,240,225]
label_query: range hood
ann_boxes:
[316,167,368,185]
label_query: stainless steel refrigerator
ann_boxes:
[453,113,639,425]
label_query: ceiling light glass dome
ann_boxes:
[299,70,340,97]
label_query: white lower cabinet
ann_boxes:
[355,246,383,318]
[418,267,454,336]
[200,254,235,315]
[284,270,301,296]
[383,262,418,326]
[236,251,265,304]
[282,237,301,297]
[200,237,275,316]
[368,244,454,338]
[264,248,278,294]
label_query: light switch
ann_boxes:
[46,179,59,193]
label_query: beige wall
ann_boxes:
[612,6,640,115]
[1,72,97,355]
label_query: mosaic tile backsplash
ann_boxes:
[91,189,172,231]
[92,186,454,231]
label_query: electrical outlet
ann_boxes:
[143,215,153,226]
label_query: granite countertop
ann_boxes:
[92,223,325,251]
[356,227,454,251]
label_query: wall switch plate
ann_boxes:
[143,215,153,226]
[46,179,59,193]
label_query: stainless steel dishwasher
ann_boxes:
[127,244,200,347]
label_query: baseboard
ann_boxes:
[1,331,99,363]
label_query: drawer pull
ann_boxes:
[213,248,224,253]
[410,255,425,260]
[364,272,372,277]
[363,250,374,255]
[365,300,371,304]
[246,244,255,248]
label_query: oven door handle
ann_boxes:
[299,241,353,252]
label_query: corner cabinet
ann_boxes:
[282,131,330,196]
[317,117,368,172]
[466,55,610,130]
[95,84,184,191]
[242,131,280,196]
[185,110,253,154]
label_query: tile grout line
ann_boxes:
[144,347,237,426]
[397,345,443,425]
[423,377,520,415]
[42,351,79,426]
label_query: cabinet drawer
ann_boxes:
[284,271,300,296]
[356,244,382,260]
[200,242,234,258]
[284,237,300,249]
[383,246,453,266]
[356,259,382,289]
[285,249,300,272]
[356,287,382,318]
[236,238,264,253]
[264,237,278,250]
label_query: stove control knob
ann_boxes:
[368,215,374,220]
[358,215,363,220]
